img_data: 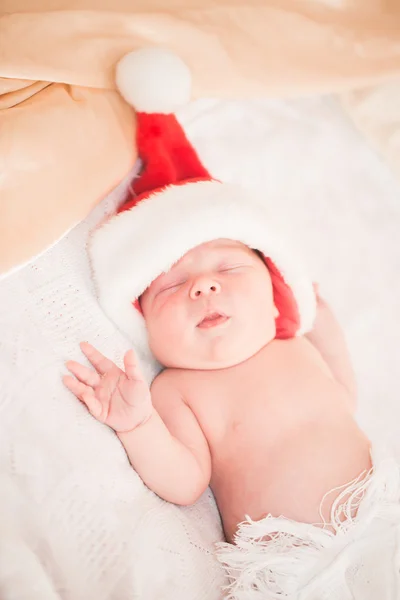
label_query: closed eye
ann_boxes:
[158,280,186,294]
[218,264,246,272]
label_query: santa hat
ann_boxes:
[89,48,316,367]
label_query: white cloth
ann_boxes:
[1,96,400,598]
[0,169,225,600]
[217,451,400,600]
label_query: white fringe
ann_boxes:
[216,453,400,600]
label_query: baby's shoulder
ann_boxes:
[150,367,180,392]
[150,366,195,396]
[151,366,210,406]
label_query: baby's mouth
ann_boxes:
[197,312,230,329]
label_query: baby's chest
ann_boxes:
[186,368,278,441]
[186,362,336,447]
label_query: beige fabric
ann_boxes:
[0,83,136,275]
[1,0,400,277]
[341,80,400,182]
[2,1,400,97]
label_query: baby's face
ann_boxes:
[140,239,278,370]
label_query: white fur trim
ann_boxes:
[89,181,316,364]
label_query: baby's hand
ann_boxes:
[313,282,328,311]
[313,282,321,300]
[63,342,153,433]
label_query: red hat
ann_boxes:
[89,49,316,368]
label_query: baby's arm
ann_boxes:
[306,289,357,407]
[64,343,210,506]
[119,373,211,506]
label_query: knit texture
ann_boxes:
[0,169,225,600]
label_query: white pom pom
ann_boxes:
[115,48,192,114]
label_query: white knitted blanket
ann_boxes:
[1,97,400,600]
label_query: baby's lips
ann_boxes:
[197,311,223,325]
[197,312,230,329]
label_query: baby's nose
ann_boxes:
[190,277,221,299]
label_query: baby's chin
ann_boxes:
[165,356,242,371]
[159,341,267,371]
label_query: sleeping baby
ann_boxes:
[63,111,400,599]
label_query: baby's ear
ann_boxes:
[273,304,279,319]
[133,298,143,314]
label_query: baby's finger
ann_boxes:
[80,342,115,376]
[63,375,92,399]
[65,361,100,388]
[124,349,143,381]
[81,392,103,420]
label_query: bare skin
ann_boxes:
[64,240,371,543]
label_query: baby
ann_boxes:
[63,110,400,598]
[64,238,376,596]
[64,238,370,536]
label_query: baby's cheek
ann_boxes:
[148,318,173,360]
[155,291,181,314]
[158,304,185,338]
[167,291,185,307]
[165,295,187,322]
[150,310,187,365]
